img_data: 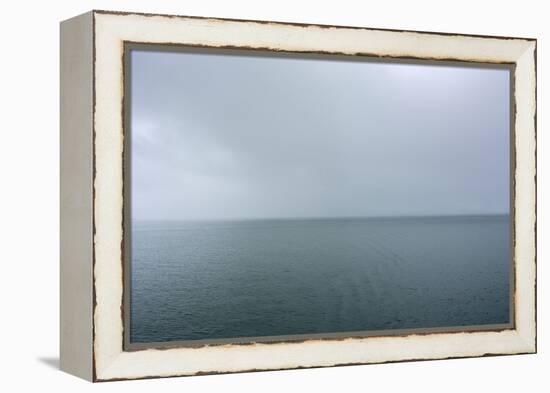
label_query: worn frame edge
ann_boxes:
[90,10,537,381]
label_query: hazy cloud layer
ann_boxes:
[130,49,510,221]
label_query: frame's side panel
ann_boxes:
[60,11,94,381]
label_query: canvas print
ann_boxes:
[126,46,512,345]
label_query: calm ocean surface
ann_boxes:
[130,215,510,343]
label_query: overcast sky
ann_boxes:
[130,49,510,221]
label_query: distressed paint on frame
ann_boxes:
[89,10,536,381]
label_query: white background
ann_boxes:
[0,0,546,391]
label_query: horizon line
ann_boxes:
[132,212,510,223]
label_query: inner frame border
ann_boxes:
[121,42,517,352]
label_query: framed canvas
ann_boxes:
[60,10,537,382]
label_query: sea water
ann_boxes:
[130,215,510,343]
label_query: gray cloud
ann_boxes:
[130,49,510,221]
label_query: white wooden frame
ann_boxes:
[60,10,537,382]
